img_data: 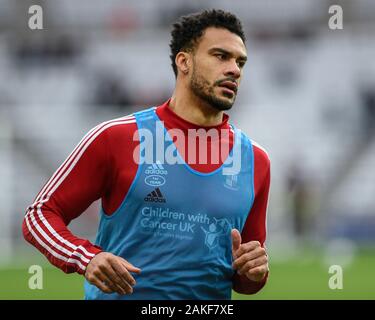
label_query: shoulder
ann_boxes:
[74,115,138,155]
[92,114,138,142]
[86,106,158,146]
[251,140,271,188]
[237,129,270,168]
[251,140,270,169]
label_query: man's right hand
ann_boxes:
[84,252,141,295]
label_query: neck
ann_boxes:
[169,87,224,127]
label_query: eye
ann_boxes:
[237,60,246,68]
[215,53,227,60]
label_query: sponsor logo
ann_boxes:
[145,175,166,187]
[144,188,166,203]
[224,174,239,191]
[145,163,168,175]
[201,218,232,250]
[144,163,168,187]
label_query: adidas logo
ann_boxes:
[144,188,166,203]
[145,163,168,175]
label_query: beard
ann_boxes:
[190,66,236,111]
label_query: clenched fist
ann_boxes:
[85,252,141,295]
[231,229,269,282]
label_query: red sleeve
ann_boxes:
[22,116,137,275]
[232,143,271,294]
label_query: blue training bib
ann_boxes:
[84,107,255,300]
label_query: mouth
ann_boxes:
[218,81,237,95]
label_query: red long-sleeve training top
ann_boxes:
[22,99,270,294]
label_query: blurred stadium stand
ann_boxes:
[0,0,375,265]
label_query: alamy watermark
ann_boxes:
[132,122,242,175]
[328,5,343,30]
[28,264,43,290]
[328,264,343,290]
[28,4,343,31]
[28,5,43,30]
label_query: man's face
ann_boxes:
[189,27,247,111]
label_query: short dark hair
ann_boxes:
[169,9,246,77]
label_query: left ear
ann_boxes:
[175,51,191,75]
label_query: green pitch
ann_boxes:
[0,249,374,300]
[233,248,375,300]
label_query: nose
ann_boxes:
[224,59,241,79]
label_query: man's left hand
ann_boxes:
[231,229,269,282]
